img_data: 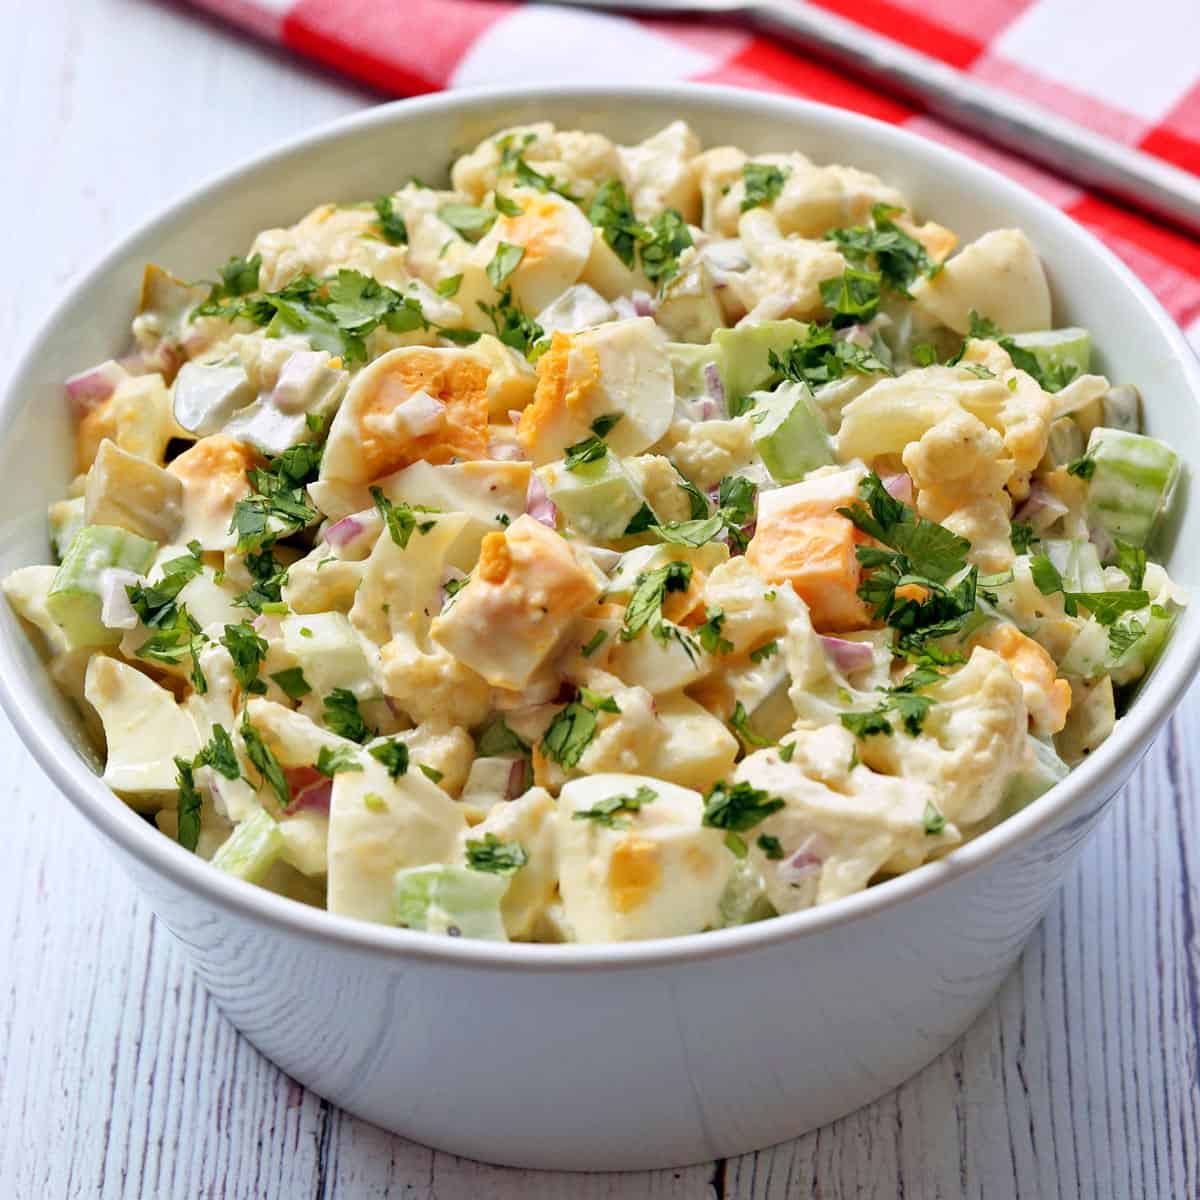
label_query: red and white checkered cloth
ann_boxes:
[186,0,1200,348]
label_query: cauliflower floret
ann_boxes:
[700,557,790,655]
[860,647,1030,829]
[723,208,846,323]
[618,120,701,223]
[694,148,908,239]
[379,633,492,729]
[623,454,692,525]
[738,727,955,914]
[656,416,755,490]
[251,202,411,292]
[451,123,621,207]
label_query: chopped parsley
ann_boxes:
[1029,553,1150,621]
[674,467,711,520]
[1065,455,1096,480]
[639,209,693,288]
[477,288,544,358]
[581,629,608,658]
[750,640,779,664]
[768,323,890,388]
[588,178,645,269]
[820,267,882,327]
[840,708,895,739]
[826,204,937,298]
[230,443,321,556]
[494,192,522,218]
[270,666,311,701]
[923,801,946,836]
[965,311,1078,393]
[221,622,268,695]
[135,605,208,695]
[591,412,623,438]
[496,133,579,200]
[572,785,657,829]
[125,541,204,628]
[838,472,976,651]
[623,502,658,535]
[740,162,788,211]
[369,738,410,779]
[436,274,463,298]
[730,700,772,748]
[373,195,408,245]
[1108,617,1145,658]
[652,513,725,548]
[541,702,599,769]
[476,717,529,758]
[192,253,263,318]
[487,241,525,289]
[418,763,444,784]
[175,757,203,852]
[234,547,289,614]
[579,687,620,714]
[1010,521,1036,555]
[702,780,784,832]
[757,833,785,860]
[370,487,419,548]
[1111,540,1147,589]
[322,688,373,744]
[195,723,241,781]
[697,606,734,655]
[620,561,693,642]
[240,717,290,809]
[911,342,938,367]
[437,202,496,241]
[962,363,996,380]
[465,832,529,876]
[316,745,363,777]
[562,435,608,471]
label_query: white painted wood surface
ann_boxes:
[2,2,1199,1195]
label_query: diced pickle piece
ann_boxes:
[393,865,509,941]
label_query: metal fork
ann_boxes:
[541,0,1200,238]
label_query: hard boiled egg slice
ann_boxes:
[517,317,674,464]
[320,346,491,484]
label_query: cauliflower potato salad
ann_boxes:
[6,120,1185,944]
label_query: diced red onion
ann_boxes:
[525,472,557,528]
[1013,484,1068,531]
[324,513,365,547]
[819,635,874,676]
[65,361,126,414]
[696,397,717,420]
[612,297,639,321]
[777,849,822,884]
[881,472,913,504]
[505,758,527,801]
[98,568,140,630]
[487,439,525,461]
[285,767,333,814]
[631,290,654,318]
[508,409,523,428]
[703,362,726,418]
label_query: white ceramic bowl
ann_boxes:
[2,85,1198,1172]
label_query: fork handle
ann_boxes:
[750,0,1200,238]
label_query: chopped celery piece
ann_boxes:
[1109,603,1175,687]
[47,524,158,648]
[718,858,776,927]
[538,455,648,541]
[1042,538,1104,593]
[713,319,809,413]
[748,381,834,482]
[1085,427,1179,548]
[1009,327,1090,380]
[998,737,1069,820]
[211,808,284,883]
[393,864,509,941]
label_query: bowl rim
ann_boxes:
[3,81,1198,973]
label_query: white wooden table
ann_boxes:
[3,3,1199,1196]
